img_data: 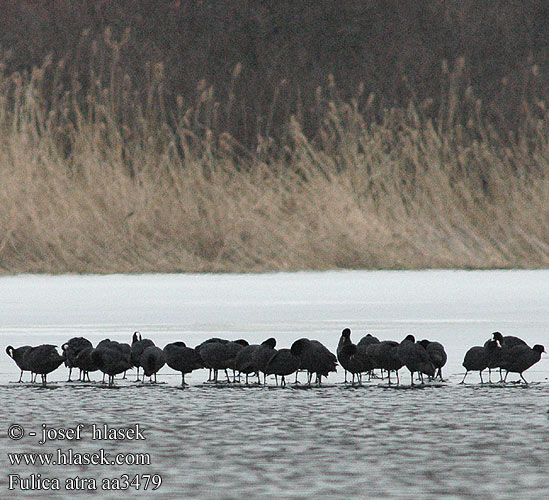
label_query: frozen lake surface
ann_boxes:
[1,270,548,498]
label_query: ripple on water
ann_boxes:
[1,383,548,499]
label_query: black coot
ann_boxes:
[337,329,373,385]
[337,328,352,383]
[397,335,435,385]
[235,339,276,384]
[291,338,337,385]
[461,346,487,383]
[482,332,527,383]
[62,337,93,381]
[92,340,132,387]
[264,344,300,387]
[6,345,33,382]
[357,334,381,381]
[164,342,203,386]
[73,346,100,382]
[252,338,277,384]
[131,331,155,381]
[195,338,229,381]
[140,346,166,383]
[461,340,501,384]
[234,343,260,383]
[25,345,65,386]
[224,340,250,381]
[418,339,447,381]
[370,340,403,384]
[500,344,545,384]
[198,339,249,383]
[483,339,503,383]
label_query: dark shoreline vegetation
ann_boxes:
[0,2,547,273]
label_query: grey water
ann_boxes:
[1,271,548,499]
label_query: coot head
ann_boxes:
[341,328,351,338]
[262,338,276,349]
[492,332,504,342]
[403,334,415,343]
[533,345,546,353]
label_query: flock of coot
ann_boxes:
[5,330,545,387]
[461,332,545,384]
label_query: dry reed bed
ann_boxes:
[0,48,547,273]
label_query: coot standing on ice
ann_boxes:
[195,338,229,381]
[253,338,277,384]
[484,332,527,382]
[264,345,300,387]
[164,342,203,386]
[292,338,337,385]
[198,339,249,383]
[483,338,503,383]
[419,339,447,381]
[6,345,34,382]
[224,339,250,381]
[235,338,276,384]
[92,340,132,387]
[24,345,65,386]
[397,335,435,385]
[234,343,260,384]
[62,337,93,381]
[461,346,488,383]
[370,340,404,384]
[73,346,100,382]
[140,346,166,383]
[337,329,373,385]
[337,328,352,383]
[500,344,545,384]
[461,340,501,384]
[131,331,155,381]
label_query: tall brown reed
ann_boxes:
[0,35,547,273]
